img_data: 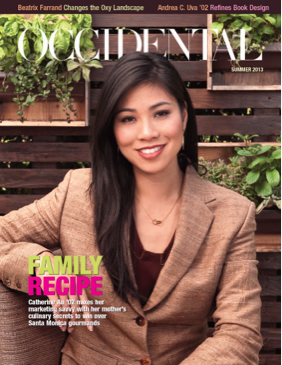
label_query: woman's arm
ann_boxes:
[0,170,73,294]
[181,202,263,365]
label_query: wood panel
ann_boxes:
[92,61,207,82]
[259,355,281,365]
[94,33,203,54]
[0,126,90,136]
[198,145,234,161]
[90,89,281,109]
[0,81,86,125]
[0,101,85,122]
[260,328,281,349]
[0,143,90,162]
[213,52,281,71]
[257,252,281,270]
[32,136,58,196]
[0,169,68,188]
[259,275,281,296]
[92,14,207,27]
[256,210,281,221]
[260,302,281,323]
[256,208,281,236]
[255,234,281,253]
[220,72,281,88]
[0,195,43,214]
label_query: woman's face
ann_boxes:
[113,83,187,176]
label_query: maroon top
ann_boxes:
[130,218,175,306]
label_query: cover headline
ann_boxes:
[28,255,103,296]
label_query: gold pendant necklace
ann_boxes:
[135,178,184,225]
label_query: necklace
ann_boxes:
[132,248,165,265]
[135,178,184,225]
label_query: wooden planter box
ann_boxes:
[0,73,90,127]
[199,142,281,252]
[255,210,281,252]
[207,15,281,91]
[198,141,281,161]
[256,209,281,235]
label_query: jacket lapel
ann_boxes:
[124,221,146,316]
[142,164,216,312]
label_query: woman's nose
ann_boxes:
[137,119,159,140]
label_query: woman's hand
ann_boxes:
[35,252,93,333]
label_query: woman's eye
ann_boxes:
[155,110,169,117]
[121,116,135,122]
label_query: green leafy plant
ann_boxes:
[233,132,259,146]
[67,50,102,82]
[255,186,281,214]
[199,155,258,204]
[232,133,282,202]
[199,134,281,213]
[0,14,102,122]
[211,14,281,61]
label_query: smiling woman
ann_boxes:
[113,83,187,174]
[0,52,263,365]
[91,51,198,272]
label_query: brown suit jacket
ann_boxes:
[0,164,263,365]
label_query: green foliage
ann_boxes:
[199,155,258,204]
[211,14,281,60]
[199,134,281,213]
[0,14,102,122]
[234,139,281,198]
[67,50,102,82]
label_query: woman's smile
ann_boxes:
[113,83,187,175]
[136,144,166,159]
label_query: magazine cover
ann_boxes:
[0,0,281,364]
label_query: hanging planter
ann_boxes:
[0,14,101,127]
[0,72,88,126]
[207,14,281,90]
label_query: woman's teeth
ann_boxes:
[139,145,163,154]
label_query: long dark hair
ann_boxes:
[89,52,198,301]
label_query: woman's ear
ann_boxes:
[182,102,188,130]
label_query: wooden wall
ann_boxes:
[0,14,280,364]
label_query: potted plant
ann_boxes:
[207,14,281,90]
[198,133,281,246]
[0,14,102,126]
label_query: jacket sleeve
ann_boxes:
[0,170,73,294]
[181,201,263,365]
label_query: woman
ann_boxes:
[0,52,262,364]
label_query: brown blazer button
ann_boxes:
[16,282,21,289]
[5,278,11,286]
[140,358,150,365]
[136,316,146,326]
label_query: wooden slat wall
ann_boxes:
[257,252,281,362]
[207,252,281,361]
[0,15,280,220]
[89,89,281,109]
[0,15,280,363]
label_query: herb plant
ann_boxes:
[0,14,102,122]
[211,14,281,60]
[234,134,281,199]
[199,156,258,205]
